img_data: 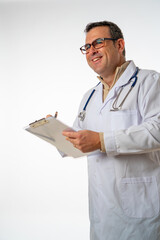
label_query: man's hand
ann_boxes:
[62,130,101,153]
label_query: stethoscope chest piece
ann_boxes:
[78,110,86,121]
[78,84,100,122]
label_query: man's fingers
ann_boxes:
[62,131,78,139]
[62,131,80,147]
[65,136,78,149]
[63,130,100,153]
[46,114,52,118]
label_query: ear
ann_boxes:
[117,38,125,54]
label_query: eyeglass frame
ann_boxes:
[80,37,119,54]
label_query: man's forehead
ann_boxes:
[85,26,111,43]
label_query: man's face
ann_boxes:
[85,26,125,79]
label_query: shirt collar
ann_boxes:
[97,61,130,90]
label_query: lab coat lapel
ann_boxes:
[99,61,137,112]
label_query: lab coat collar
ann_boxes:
[96,60,137,111]
[113,60,137,88]
[96,60,137,92]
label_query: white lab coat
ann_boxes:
[73,61,160,240]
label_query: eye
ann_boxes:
[93,38,104,48]
[85,44,91,50]
[96,38,103,44]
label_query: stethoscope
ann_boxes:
[78,67,139,121]
[111,67,139,111]
[78,82,100,121]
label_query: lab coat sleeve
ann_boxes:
[104,71,160,156]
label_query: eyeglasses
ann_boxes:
[80,37,118,54]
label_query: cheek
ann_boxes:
[86,55,90,63]
[86,56,92,67]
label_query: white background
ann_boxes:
[0,0,160,239]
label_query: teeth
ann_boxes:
[93,57,101,62]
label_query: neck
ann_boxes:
[102,73,116,87]
[101,59,126,86]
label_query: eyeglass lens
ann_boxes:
[82,38,105,54]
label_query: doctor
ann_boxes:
[62,21,160,240]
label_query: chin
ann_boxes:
[93,67,104,76]
[89,62,105,75]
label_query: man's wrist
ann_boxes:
[99,132,106,152]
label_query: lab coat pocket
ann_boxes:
[110,110,138,131]
[120,177,159,218]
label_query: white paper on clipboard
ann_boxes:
[24,117,86,158]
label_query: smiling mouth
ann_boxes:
[92,57,102,62]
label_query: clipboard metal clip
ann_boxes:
[29,118,49,128]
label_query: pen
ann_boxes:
[54,111,58,118]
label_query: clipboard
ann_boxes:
[24,117,86,158]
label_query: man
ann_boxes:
[62,21,160,240]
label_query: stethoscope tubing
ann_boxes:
[78,67,139,120]
[111,67,139,111]
[83,82,100,111]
